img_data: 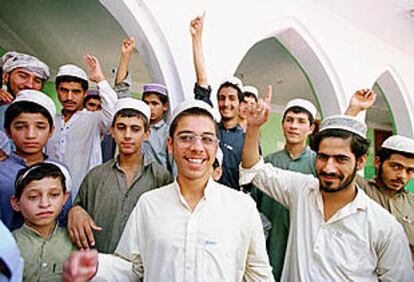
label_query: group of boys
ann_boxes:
[0,12,413,282]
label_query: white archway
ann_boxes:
[100,0,184,109]
[375,68,414,137]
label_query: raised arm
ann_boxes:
[84,54,117,133]
[115,36,135,85]
[344,88,377,116]
[242,86,272,169]
[190,12,208,88]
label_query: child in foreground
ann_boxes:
[11,163,76,281]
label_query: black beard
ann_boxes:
[318,164,358,193]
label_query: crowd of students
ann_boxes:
[0,13,413,282]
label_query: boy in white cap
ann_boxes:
[239,85,259,130]
[46,55,118,198]
[66,97,171,253]
[112,37,173,172]
[0,90,71,230]
[346,89,414,260]
[251,97,317,279]
[191,13,250,190]
[240,90,413,281]
[357,135,414,261]
[62,99,273,281]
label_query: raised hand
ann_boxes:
[62,250,98,282]
[246,85,272,128]
[0,88,13,105]
[345,88,377,116]
[84,54,105,83]
[190,12,206,39]
[121,36,136,58]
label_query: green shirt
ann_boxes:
[13,224,76,282]
[75,156,172,253]
[253,147,316,281]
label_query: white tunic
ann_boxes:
[94,178,274,282]
[239,158,414,282]
[46,80,117,199]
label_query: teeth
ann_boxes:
[188,158,203,164]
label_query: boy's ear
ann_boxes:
[63,192,70,205]
[144,128,151,141]
[10,196,21,212]
[48,126,56,139]
[167,136,173,154]
[162,102,169,112]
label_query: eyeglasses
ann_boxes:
[175,133,217,149]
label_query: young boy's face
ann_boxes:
[8,112,54,156]
[143,93,168,124]
[110,115,150,156]
[11,177,69,229]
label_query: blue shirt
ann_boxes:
[194,83,246,189]
[0,153,71,231]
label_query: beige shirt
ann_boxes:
[94,178,274,281]
[240,158,414,282]
[357,176,414,261]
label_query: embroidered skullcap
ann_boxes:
[319,114,367,138]
[381,135,414,154]
[143,83,168,96]
[1,51,50,80]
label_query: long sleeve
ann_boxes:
[243,197,274,282]
[96,80,118,135]
[193,83,213,107]
[92,253,135,282]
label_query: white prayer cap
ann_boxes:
[170,99,218,124]
[215,147,223,167]
[45,161,73,193]
[243,85,259,99]
[56,64,88,82]
[113,97,150,122]
[219,76,243,93]
[319,114,367,138]
[12,90,56,122]
[1,51,50,80]
[381,135,414,154]
[283,98,317,120]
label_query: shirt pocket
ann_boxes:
[197,236,240,282]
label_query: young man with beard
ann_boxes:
[46,55,117,199]
[357,136,414,261]
[62,100,273,281]
[191,13,248,190]
[0,52,49,138]
[67,98,171,253]
[240,90,413,281]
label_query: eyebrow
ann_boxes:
[176,130,215,136]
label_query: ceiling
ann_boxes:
[0,0,393,129]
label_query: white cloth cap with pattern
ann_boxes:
[381,135,414,154]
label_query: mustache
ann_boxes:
[319,171,341,178]
[391,178,405,185]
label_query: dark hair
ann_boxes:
[14,163,67,199]
[112,108,149,131]
[83,94,101,107]
[282,106,315,125]
[169,108,218,138]
[377,147,414,164]
[143,92,169,105]
[311,129,370,160]
[4,101,53,132]
[217,82,243,103]
[243,92,258,103]
[213,158,220,169]
[55,75,88,91]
